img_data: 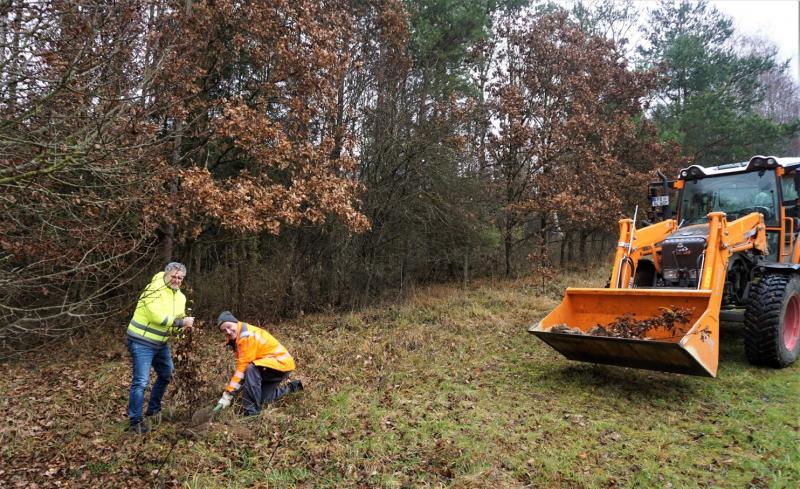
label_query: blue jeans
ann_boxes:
[127,338,174,425]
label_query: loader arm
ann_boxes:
[610,218,677,289]
[530,211,767,377]
[679,211,766,374]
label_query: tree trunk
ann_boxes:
[162,118,184,262]
[504,219,513,277]
[463,248,469,288]
[568,231,575,263]
[540,214,548,264]
[399,251,405,294]
[7,1,22,112]
[330,74,346,160]
[0,6,7,93]
[579,230,590,263]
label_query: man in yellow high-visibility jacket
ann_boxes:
[126,262,195,434]
[215,311,303,416]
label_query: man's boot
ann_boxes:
[127,421,150,434]
[288,379,304,393]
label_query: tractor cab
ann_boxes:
[653,157,800,274]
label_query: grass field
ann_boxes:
[1,270,798,488]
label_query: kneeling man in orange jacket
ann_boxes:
[215,311,303,415]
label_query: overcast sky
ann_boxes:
[710,0,800,80]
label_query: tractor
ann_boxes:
[529,155,800,377]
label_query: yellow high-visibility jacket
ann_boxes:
[126,271,187,346]
[225,322,295,393]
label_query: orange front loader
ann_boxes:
[529,211,767,377]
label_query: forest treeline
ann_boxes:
[2,0,799,349]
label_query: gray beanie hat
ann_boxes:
[217,310,238,327]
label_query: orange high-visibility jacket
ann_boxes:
[225,322,295,393]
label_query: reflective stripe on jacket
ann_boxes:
[226,322,295,393]
[126,271,186,346]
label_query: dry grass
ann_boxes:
[1,268,798,488]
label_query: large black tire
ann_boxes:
[604,260,654,289]
[633,260,656,287]
[744,274,800,368]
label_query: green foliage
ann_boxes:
[656,91,794,164]
[408,0,490,63]
[479,226,502,249]
[638,0,797,162]
[406,0,524,96]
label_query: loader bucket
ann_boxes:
[529,288,720,377]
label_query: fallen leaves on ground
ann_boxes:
[550,306,693,339]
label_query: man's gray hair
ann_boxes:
[164,262,187,275]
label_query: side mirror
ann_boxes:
[653,170,673,220]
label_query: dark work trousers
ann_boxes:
[242,363,291,415]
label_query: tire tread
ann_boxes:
[744,274,792,367]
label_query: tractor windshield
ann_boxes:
[679,170,779,226]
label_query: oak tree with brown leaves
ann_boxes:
[487,11,679,275]
[0,1,171,348]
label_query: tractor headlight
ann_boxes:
[663,269,679,280]
[679,165,706,180]
[748,155,779,171]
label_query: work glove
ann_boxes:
[216,392,233,410]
